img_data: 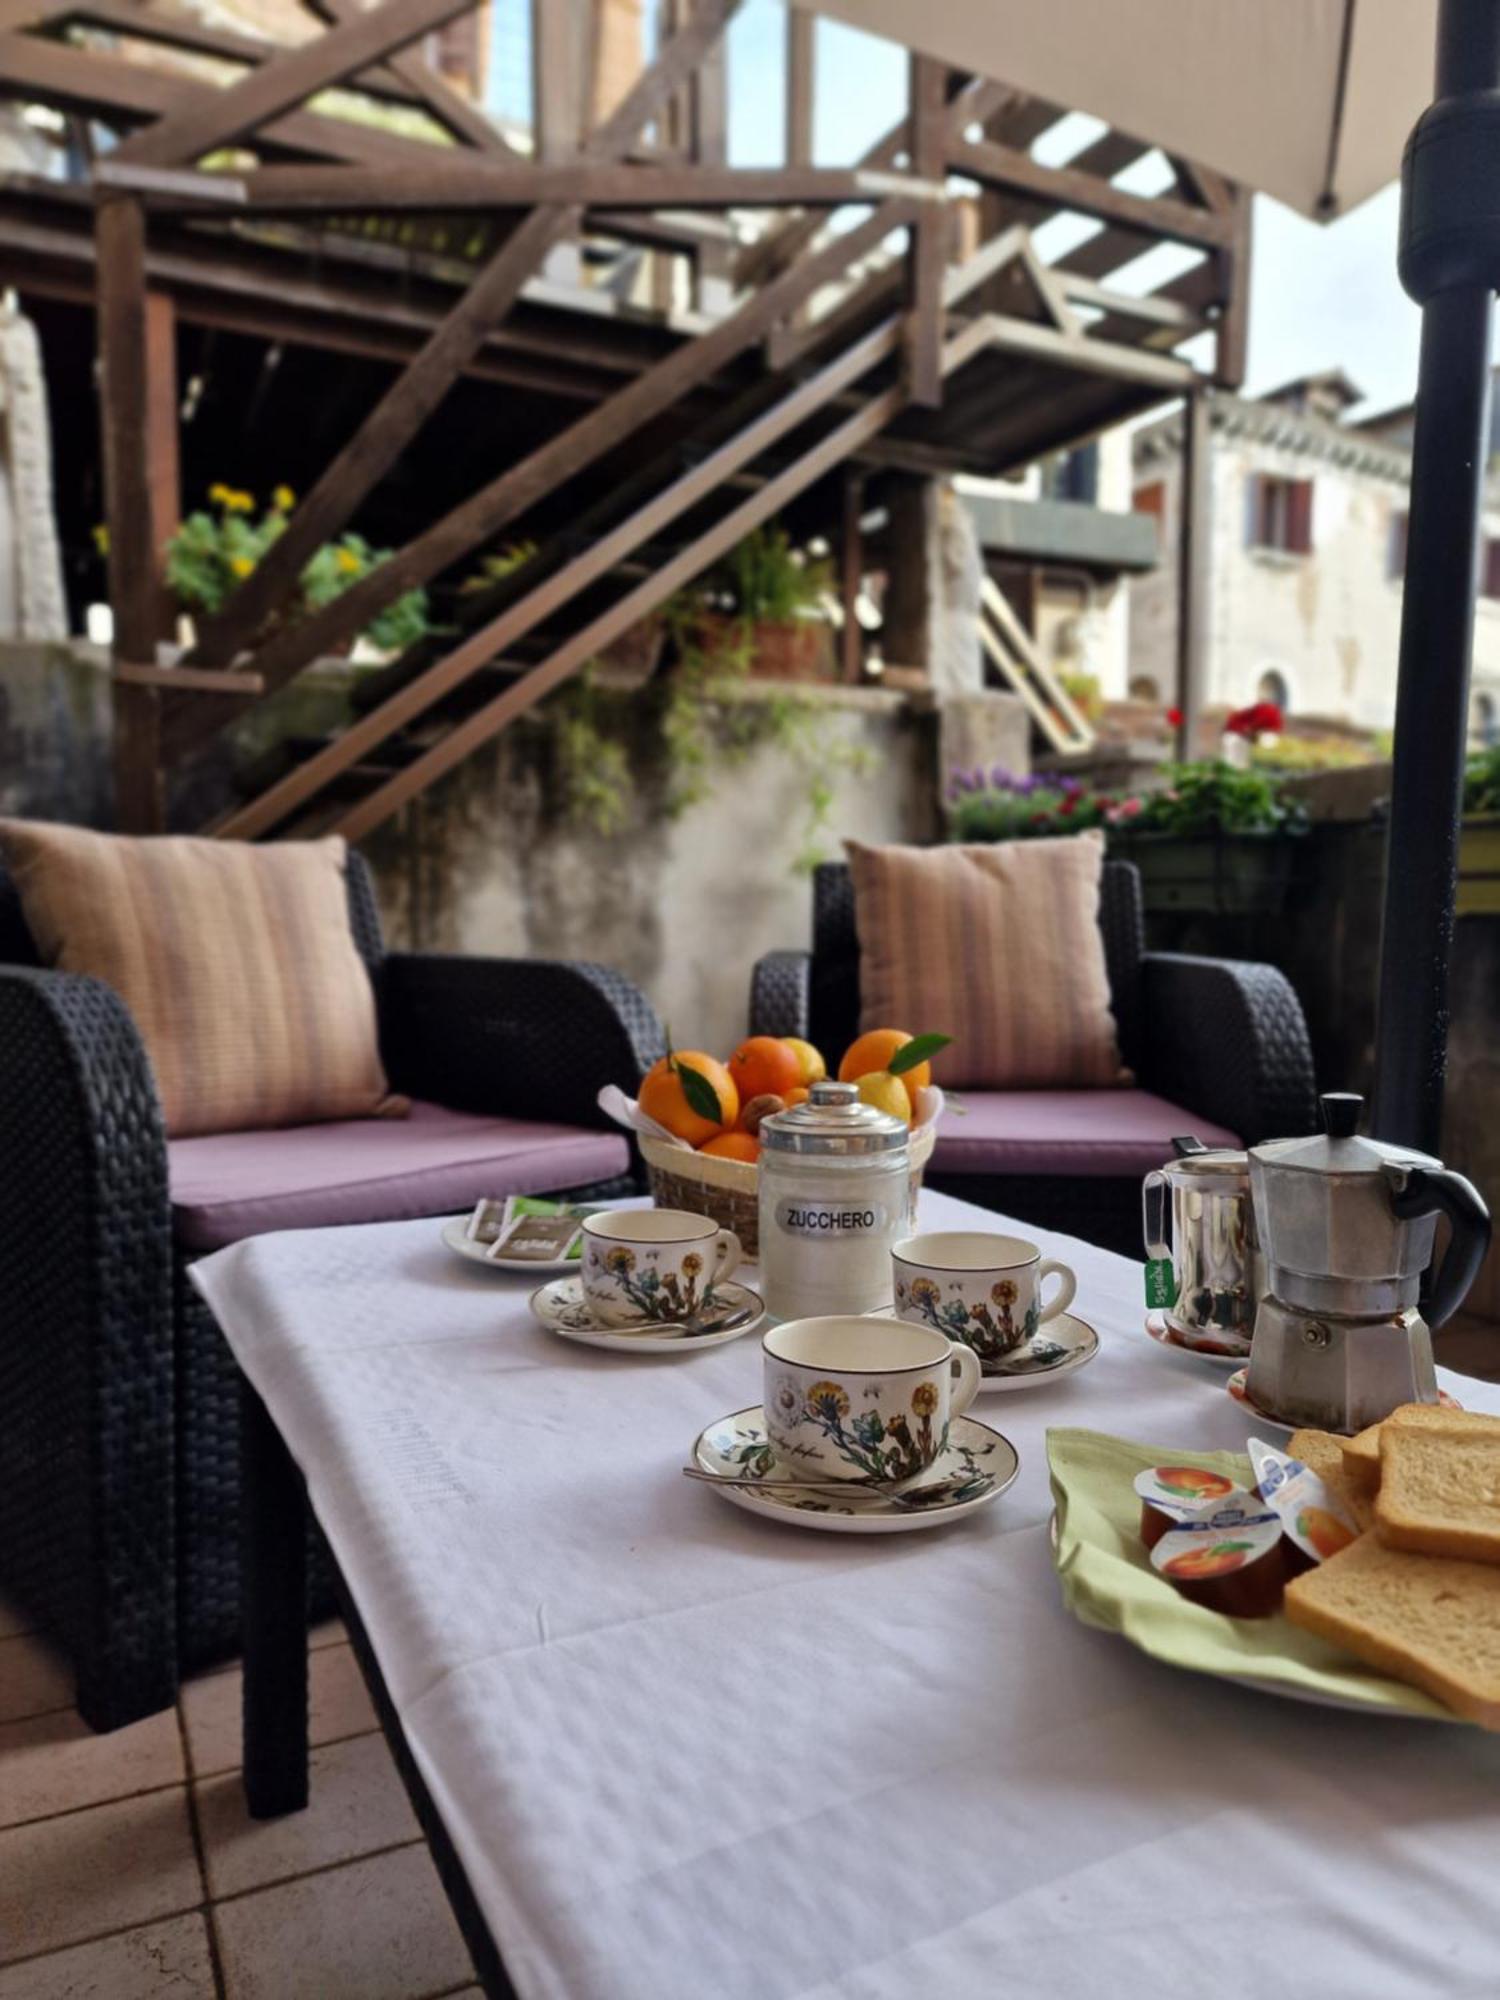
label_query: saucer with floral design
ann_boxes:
[689,1405,1018,1534]
[529,1275,764,1353]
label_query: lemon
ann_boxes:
[781,1036,827,1085]
[855,1069,911,1124]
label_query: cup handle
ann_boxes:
[713,1228,742,1285]
[947,1341,982,1415]
[1037,1260,1077,1324]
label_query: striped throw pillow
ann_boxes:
[845,832,1128,1089]
[0,822,405,1138]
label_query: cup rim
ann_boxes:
[892,1231,1040,1274]
[763,1313,952,1375]
[582,1208,718,1246]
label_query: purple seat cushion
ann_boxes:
[928,1089,1239,1181]
[170,1099,630,1251]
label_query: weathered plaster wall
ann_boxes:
[0,642,113,827]
[1129,419,1500,730]
[361,685,942,1056]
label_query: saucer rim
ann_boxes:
[531,1273,765,1350]
[690,1403,1019,1533]
[975,1309,1100,1392]
[1145,1310,1247,1367]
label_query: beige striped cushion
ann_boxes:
[0,822,405,1138]
[845,832,1128,1089]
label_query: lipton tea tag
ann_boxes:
[1144,1258,1177,1310]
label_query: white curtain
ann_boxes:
[0,293,68,642]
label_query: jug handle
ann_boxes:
[1142,1170,1171,1259]
[1386,1164,1493,1329]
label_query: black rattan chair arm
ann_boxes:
[380,954,666,1128]
[1140,952,1318,1145]
[0,967,177,1728]
[749,951,812,1039]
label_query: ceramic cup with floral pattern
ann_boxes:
[581,1209,741,1327]
[891,1231,1077,1370]
[762,1315,982,1485]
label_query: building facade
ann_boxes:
[1128,374,1500,741]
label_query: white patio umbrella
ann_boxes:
[795,0,1495,1155]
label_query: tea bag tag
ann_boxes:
[1144,1258,1177,1310]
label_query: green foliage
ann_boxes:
[1464,742,1500,815]
[163,489,430,655]
[703,523,831,623]
[1129,761,1305,837]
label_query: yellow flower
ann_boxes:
[228,555,255,578]
[223,489,255,514]
[910,1381,940,1418]
[92,524,109,555]
[335,546,362,575]
[209,482,230,505]
[272,484,296,512]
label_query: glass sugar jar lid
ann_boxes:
[760,1079,908,1155]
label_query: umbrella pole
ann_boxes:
[1371,0,1500,1150]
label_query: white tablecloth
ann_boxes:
[193,1192,1500,2000]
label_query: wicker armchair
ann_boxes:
[751,859,1317,1254]
[0,852,663,1731]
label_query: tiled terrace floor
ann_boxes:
[0,1599,480,1998]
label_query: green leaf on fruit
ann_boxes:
[673,1058,723,1124]
[888,1033,951,1076]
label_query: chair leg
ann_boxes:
[240,1378,309,1818]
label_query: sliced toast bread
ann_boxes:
[1341,1404,1494,1507]
[1375,1417,1500,1561]
[1289,1427,1372,1528]
[1284,1533,1500,1728]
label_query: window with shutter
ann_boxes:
[1249,475,1314,555]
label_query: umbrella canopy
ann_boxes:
[795,0,1433,218]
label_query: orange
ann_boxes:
[839,1028,931,1113]
[784,1086,810,1108]
[728,1036,804,1105]
[781,1037,827,1085]
[639,1052,738,1147]
[854,1070,911,1124]
[700,1130,759,1163]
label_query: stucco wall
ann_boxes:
[1130,413,1500,731]
[361,683,943,1058]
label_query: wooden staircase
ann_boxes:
[50,0,1250,835]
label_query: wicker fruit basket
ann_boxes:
[640,1121,937,1261]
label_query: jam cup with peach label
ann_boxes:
[1132,1465,1267,1549]
[1150,1515,1286,1616]
[1248,1438,1360,1572]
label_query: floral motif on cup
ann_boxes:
[586,1241,719,1322]
[779,1373,948,1482]
[902,1273,1039,1362]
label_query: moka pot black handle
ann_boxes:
[1388,1164,1493,1329]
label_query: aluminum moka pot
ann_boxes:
[1246,1092,1492,1432]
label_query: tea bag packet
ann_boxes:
[487,1201,583,1263]
[465,1198,509,1245]
[1248,1437,1359,1570]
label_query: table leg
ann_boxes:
[240,1377,309,1818]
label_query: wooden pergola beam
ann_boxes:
[905,54,946,407]
[104,162,920,214]
[181,0,746,672]
[948,136,1235,251]
[167,193,914,742]
[110,0,480,168]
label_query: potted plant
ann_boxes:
[164,487,430,661]
[1457,743,1500,916]
[687,523,834,682]
[1108,759,1307,914]
[945,768,1113,842]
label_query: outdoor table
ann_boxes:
[192,1189,1500,2000]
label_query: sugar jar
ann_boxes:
[758,1079,911,1320]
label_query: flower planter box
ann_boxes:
[1109,831,1298,916]
[1457,813,1500,917]
[692,611,833,684]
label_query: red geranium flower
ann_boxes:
[1226,701,1283,737]
[1166,706,1184,728]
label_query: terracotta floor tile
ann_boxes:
[0,1788,201,1966]
[180,1641,376,1778]
[196,1730,417,1900]
[0,1912,216,1999]
[0,1595,32,1642]
[0,1631,73,1724]
[0,1704,184,1830]
[213,1843,473,2000]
